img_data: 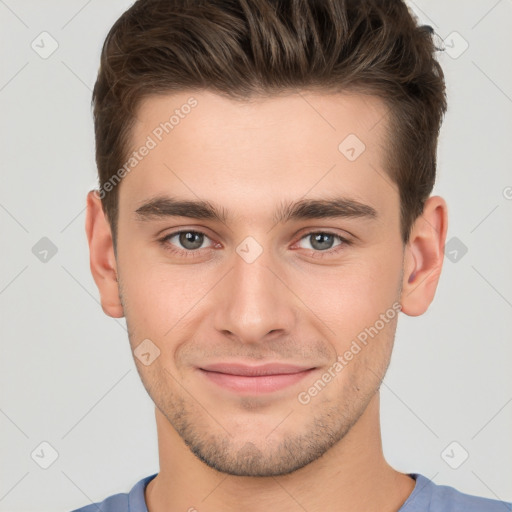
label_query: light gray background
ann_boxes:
[1,1,511,511]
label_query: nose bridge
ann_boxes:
[213,246,295,342]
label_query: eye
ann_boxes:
[161,230,214,252]
[158,229,351,259]
[296,231,348,252]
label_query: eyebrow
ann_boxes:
[134,195,378,224]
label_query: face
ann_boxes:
[114,90,405,477]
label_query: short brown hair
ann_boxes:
[92,0,447,246]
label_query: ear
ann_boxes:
[400,195,448,316]
[85,190,124,318]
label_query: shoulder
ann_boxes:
[429,478,512,512]
[69,473,158,512]
[70,492,127,512]
[402,473,512,512]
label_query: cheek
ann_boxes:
[295,248,402,343]
[118,254,219,341]
[118,233,403,342]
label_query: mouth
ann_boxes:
[198,362,317,394]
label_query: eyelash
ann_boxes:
[158,229,352,259]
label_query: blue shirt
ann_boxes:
[70,472,511,511]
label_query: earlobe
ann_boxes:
[85,190,124,318]
[400,196,448,317]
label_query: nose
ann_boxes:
[212,247,297,344]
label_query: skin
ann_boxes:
[86,89,448,512]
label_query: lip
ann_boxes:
[198,362,316,394]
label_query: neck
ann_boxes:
[145,393,416,512]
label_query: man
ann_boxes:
[73,0,511,511]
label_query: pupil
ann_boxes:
[311,233,333,250]
[180,231,203,250]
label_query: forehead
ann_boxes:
[132,89,389,154]
[121,89,396,221]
